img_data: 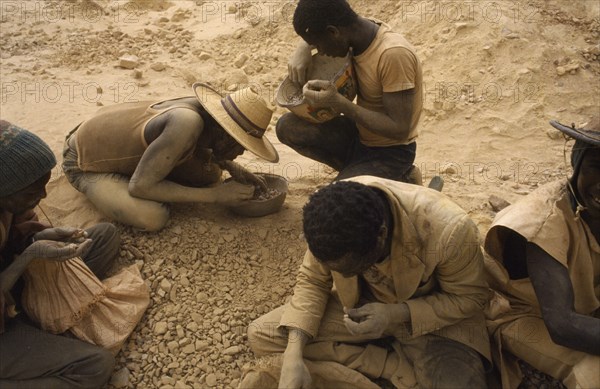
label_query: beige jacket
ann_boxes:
[484,181,600,388]
[280,176,491,361]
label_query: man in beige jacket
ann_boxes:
[248,176,491,388]
[484,118,600,388]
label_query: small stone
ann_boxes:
[182,344,196,354]
[174,381,191,389]
[227,5,237,13]
[196,340,209,351]
[196,292,208,302]
[556,66,566,76]
[198,52,212,61]
[162,376,176,385]
[129,246,144,258]
[151,62,166,71]
[132,69,143,79]
[223,346,241,355]
[214,307,225,315]
[109,367,130,388]
[205,373,217,387]
[234,53,249,68]
[167,340,179,352]
[118,55,139,69]
[488,195,511,212]
[160,279,172,293]
[96,101,104,107]
[154,321,168,335]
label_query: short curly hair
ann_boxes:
[293,0,359,37]
[302,181,386,262]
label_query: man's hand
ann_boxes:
[343,303,410,338]
[288,41,313,86]
[33,227,88,243]
[22,239,93,262]
[302,80,341,109]
[213,181,255,205]
[279,327,311,389]
[279,346,312,389]
[220,160,268,192]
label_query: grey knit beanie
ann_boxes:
[0,120,56,197]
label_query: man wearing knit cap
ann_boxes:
[484,117,600,388]
[0,120,120,388]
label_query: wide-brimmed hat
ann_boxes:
[550,117,600,146]
[193,82,279,163]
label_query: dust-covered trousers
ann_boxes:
[276,114,417,182]
[248,296,487,388]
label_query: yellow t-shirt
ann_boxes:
[353,22,422,147]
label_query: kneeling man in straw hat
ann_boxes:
[63,83,279,231]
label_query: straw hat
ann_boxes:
[550,117,600,146]
[193,82,279,163]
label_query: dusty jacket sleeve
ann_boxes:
[404,216,488,337]
[279,250,333,338]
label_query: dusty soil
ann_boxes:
[1,0,598,388]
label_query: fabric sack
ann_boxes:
[21,258,149,354]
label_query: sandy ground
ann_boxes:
[1,0,599,387]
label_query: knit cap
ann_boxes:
[0,120,56,197]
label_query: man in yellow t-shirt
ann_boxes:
[277,0,422,182]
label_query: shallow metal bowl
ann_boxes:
[225,173,288,217]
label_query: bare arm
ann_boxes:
[128,109,253,204]
[526,242,600,355]
[336,88,414,141]
[1,239,91,294]
[288,40,314,86]
[303,82,415,142]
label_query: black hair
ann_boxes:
[293,0,359,37]
[302,181,386,262]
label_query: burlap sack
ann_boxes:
[21,258,149,354]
